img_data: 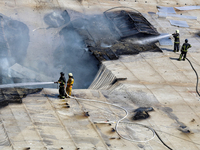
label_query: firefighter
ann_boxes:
[178,39,191,61]
[172,30,180,52]
[55,72,66,99]
[66,73,74,98]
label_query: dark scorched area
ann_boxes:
[71,7,161,61]
[0,88,42,108]
[0,7,161,90]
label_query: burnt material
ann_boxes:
[88,42,162,61]
[104,8,159,38]
[1,88,22,103]
[133,110,149,120]
[197,31,200,37]
[89,47,119,62]
[0,88,42,108]
[84,8,162,62]
[178,125,190,133]
[64,7,162,63]
[133,107,154,120]
[111,78,127,85]
[84,111,90,117]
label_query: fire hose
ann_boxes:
[173,52,200,98]
[67,94,173,150]
[186,58,200,97]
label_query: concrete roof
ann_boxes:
[0,0,200,150]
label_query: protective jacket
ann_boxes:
[58,76,66,87]
[67,77,74,88]
[181,43,191,52]
[66,77,74,96]
[172,33,180,43]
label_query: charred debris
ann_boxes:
[0,88,42,108]
[0,7,161,100]
[68,7,161,62]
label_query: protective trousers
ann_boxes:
[66,87,72,96]
[59,86,65,98]
[174,43,179,52]
[179,51,187,61]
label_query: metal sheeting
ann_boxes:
[157,6,176,18]
[175,6,200,11]
[157,6,176,14]
[167,14,197,20]
[169,20,189,28]
[156,6,197,20]
[157,12,167,18]
[157,12,197,20]
[104,9,159,38]
[148,12,156,15]
[159,34,173,46]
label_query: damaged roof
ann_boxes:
[104,7,159,38]
[0,0,200,150]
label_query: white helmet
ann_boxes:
[176,30,179,33]
[68,73,73,77]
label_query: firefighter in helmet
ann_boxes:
[54,72,66,99]
[172,30,180,52]
[178,39,191,61]
[66,73,74,97]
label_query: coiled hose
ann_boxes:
[68,95,173,149]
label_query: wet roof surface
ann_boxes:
[0,0,200,149]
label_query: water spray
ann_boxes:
[0,82,54,88]
[128,34,171,45]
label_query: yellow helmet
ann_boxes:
[176,30,179,33]
[68,73,73,77]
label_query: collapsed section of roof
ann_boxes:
[83,7,161,61]
[68,7,161,62]
[104,7,159,38]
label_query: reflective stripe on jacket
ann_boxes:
[173,33,180,43]
[58,76,66,87]
[181,43,191,52]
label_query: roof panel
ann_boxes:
[104,8,159,38]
